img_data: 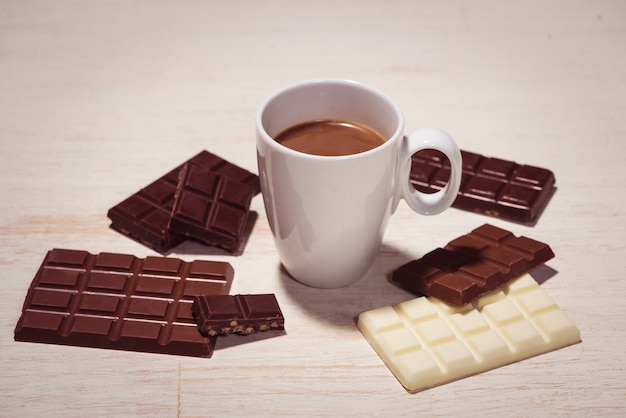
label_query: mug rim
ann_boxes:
[256,78,405,161]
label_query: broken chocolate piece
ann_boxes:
[192,294,284,336]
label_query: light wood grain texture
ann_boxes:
[1,1,624,416]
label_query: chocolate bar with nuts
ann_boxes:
[192,294,284,336]
[107,150,259,253]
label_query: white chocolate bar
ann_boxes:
[357,274,580,392]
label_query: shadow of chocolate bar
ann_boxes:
[107,150,260,254]
[14,249,234,357]
[410,149,556,225]
[391,224,554,306]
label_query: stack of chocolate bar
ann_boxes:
[107,150,261,253]
[357,224,581,392]
[390,223,555,306]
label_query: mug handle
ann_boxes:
[396,128,462,215]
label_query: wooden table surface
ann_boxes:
[1,1,624,416]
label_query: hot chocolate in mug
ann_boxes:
[256,79,462,288]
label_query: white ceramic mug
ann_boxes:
[256,79,462,288]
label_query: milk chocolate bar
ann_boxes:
[358,274,581,393]
[14,249,234,357]
[169,163,255,252]
[192,294,284,336]
[391,224,554,306]
[107,150,260,254]
[410,149,555,224]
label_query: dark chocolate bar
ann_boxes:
[410,149,555,224]
[169,163,255,252]
[107,166,185,253]
[391,224,554,306]
[107,150,260,254]
[14,249,234,357]
[192,294,285,336]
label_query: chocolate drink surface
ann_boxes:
[274,119,386,156]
